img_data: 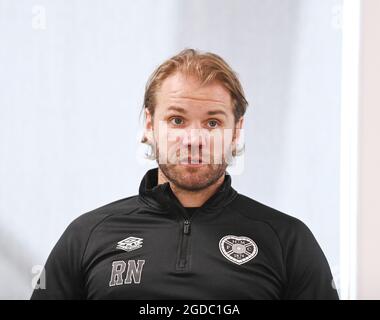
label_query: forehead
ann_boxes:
[155,72,233,112]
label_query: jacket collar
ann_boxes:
[138,167,237,213]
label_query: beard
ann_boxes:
[154,136,234,191]
[158,162,227,192]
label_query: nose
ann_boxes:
[180,125,207,148]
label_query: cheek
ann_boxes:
[210,129,233,151]
[157,129,181,158]
[152,118,162,136]
[152,118,170,146]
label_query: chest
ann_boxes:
[83,218,285,299]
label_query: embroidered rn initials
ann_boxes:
[109,259,145,286]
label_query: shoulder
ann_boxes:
[230,193,318,250]
[64,195,140,238]
[231,193,308,230]
[48,195,140,264]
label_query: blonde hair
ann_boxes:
[141,48,248,157]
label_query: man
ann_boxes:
[31,49,339,299]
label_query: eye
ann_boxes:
[207,119,219,128]
[170,117,184,126]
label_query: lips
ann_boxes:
[180,156,203,164]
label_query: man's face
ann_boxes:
[145,72,243,191]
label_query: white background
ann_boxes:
[0,0,342,299]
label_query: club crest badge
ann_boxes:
[219,235,258,265]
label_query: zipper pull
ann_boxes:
[183,219,191,235]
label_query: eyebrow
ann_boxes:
[207,110,227,117]
[167,106,227,117]
[167,106,187,113]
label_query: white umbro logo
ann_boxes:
[116,237,143,252]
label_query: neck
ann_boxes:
[157,168,225,207]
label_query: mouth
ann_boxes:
[179,156,205,166]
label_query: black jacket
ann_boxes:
[31,167,339,299]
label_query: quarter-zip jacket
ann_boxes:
[31,168,339,300]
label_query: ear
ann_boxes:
[231,117,244,157]
[145,109,153,131]
[234,116,244,142]
[142,109,154,144]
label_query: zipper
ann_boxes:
[177,219,191,269]
[176,211,199,270]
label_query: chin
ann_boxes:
[174,177,213,191]
[159,163,227,191]
[176,166,209,183]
